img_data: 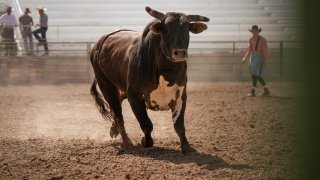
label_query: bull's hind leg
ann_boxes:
[94,77,130,144]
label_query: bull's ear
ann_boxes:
[149,22,162,34]
[189,23,207,34]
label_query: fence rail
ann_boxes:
[0,40,302,81]
[39,24,301,42]
[0,39,303,55]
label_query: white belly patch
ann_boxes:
[148,75,184,112]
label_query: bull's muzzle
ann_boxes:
[172,49,188,62]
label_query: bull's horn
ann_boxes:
[145,6,165,20]
[187,15,210,22]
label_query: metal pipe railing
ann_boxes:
[28,23,301,42]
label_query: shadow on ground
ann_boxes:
[111,142,252,171]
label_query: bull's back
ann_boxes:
[92,30,140,91]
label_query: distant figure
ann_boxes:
[0,6,18,56]
[19,8,34,55]
[241,25,270,97]
[32,6,48,55]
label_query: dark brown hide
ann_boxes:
[90,7,209,154]
[93,31,140,92]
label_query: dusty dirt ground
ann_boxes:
[0,82,302,179]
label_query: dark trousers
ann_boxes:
[32,27,48,51]
[251,75,266,87]
[1,27,16,56]
[1,27,14,39]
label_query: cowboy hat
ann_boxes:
[6,6,12,11]
[36,6,47,11]
[248,25,262,33]
[25,8,31,13]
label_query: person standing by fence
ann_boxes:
[32,6,48,55]
[0,6,18,56]
[241,25,270,97]
[19,8,34,55]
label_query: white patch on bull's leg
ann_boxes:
[149,75,184,111]
[172,97,183,123]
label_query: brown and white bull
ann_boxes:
[90,7,209,154]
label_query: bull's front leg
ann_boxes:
[127,90,154,148]
[171,87,195,154]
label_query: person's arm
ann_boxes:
[261,38,268,67]
[13,15,18,27]
[30,17,34,26]
[18,16,23,30]
[242,41,251,63]
[35,15,41,27]
[0,15,4,25]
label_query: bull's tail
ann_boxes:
[90,31,133,122]
[90,78,112,121]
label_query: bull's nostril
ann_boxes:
[173,49,187,57]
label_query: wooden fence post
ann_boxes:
[280,41,284,80]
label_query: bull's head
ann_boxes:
[146,6,209,62]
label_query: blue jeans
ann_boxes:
[32,27,48,51]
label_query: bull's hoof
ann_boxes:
[181,143,197,155]
[109,123,119,138]
[141,137,154,148]
[122,134,132,145]
[121,138,133,149]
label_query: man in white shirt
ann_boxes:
[0,6,18,56]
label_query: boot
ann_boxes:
[261,87,270,96]
[247,88,256,97]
